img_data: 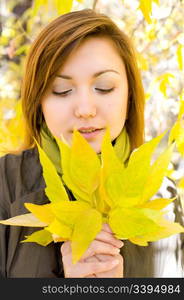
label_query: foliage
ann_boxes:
[0,129,183,263]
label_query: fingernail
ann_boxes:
[114,248,121,254]
[119,241,124,247]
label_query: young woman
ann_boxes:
[0,9,183,278]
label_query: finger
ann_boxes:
[95,253,123,262]
[95,254,123,278]
[60,241,71,256]
[84,256,99,263]
[102,223,113,233]
[71,259,119,277]
[95,230,124,248]
[81,240,120,260]
[62,250,120,278]
[83,258,120,277]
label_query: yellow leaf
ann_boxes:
[140,197,175,210]
[0,213,47,227]
[138,0,159,24]
[21,229,53,246]
[109,207,162,239]
[54,0,73,14]
[169,120,184,156]
[139,0,152,23]
[100,127,125,208]
[169,121,180,143]
[158,73,175,97]
[129,237,148,246]
[51,201,90,228]
[131,218,184,245]
[45,219,72,240]
[32,0,48,17]
[141,143,175,203]
[70,130,100,194]
[55,136,88,201]
[72,208,102,263]
[56,131,100,202]
[104,132,167,208]
[123,132,166,201]
[24,203,54,224]
[101,127,125,173]
[177,44,184,70]
[153,0,159,4]
[36,140,69,202]
[52,234,66,243]
[178,177,184,189]
[136,52,149,70]
[177,177,184,211]
[94,178,110,215]
[178,99,184,120]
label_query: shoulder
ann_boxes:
[0,147,41,183]
[0,147,39,169]
[0,147,45,203]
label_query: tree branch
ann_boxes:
[93,0,99,10]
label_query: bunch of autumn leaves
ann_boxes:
[1,129,184,263]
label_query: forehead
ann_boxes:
[58,36,125,74]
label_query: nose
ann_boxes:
[74,90,97,118]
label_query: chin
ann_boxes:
[90,144,101,154]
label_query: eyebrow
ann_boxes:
[56,69,120,79]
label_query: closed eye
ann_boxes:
[95,88,114,93]
[52,89,72,96]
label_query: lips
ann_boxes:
[78,127,100,133]
[74,127,103,140]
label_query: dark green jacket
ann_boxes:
[0,148,183,278]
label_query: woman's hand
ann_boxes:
[84,253,123,278]
[60,223,124,278]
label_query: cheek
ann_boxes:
[105,95,128,121]
[42,100,67,123]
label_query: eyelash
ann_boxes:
[52,88,114,96]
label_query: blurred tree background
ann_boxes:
[0,0,184,197]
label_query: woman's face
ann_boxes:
[41,37,128,153]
